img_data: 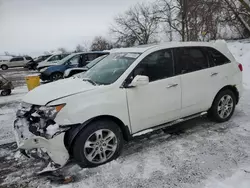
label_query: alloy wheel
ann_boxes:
[83,129,118,164]
[52,73,62,81]
[217,94,233,119]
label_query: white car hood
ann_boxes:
[23,78,97,105]
[37,61,59,68]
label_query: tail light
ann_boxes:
[238,63,243,72]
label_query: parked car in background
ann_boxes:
[25,55,52,70]
[63,54,108,78]
[40,51,108,81]
[37,53,70,71]
[14,41,243,170]
[0,56,33,70]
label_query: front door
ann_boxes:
[126,49,182,133]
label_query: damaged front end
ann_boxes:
[14,102,70,171]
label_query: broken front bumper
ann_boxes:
[14,116,70,168]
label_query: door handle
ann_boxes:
[211,72,218,76]
[167,84,178,88]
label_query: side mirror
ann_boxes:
[129,75,149,87]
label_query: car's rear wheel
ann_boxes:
[72,119,123,168]
[210,89,236,122]
[1,89,11,96]
[1,65,8,70]
[50,72,63,81]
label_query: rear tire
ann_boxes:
[50,72,63,81]
[72,119,124,168]
[1,89,11,96]
[1,65,8,70]
[210,89,236,122]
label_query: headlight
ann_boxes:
[38,104,65,119]
[40,67,48,72]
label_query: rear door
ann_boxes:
[174,47,213,117]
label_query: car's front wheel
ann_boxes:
[72,119,123,168]
[210,89,236,122]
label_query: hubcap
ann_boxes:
[217,94,233,119]
[84,129,117,164]
[52,74,62,80]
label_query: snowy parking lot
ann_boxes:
[1,41,250,188]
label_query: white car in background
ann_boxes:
[0,56,33,70]
[14,41,242,171]
[37,53,70,71]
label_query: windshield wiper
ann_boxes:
[82,78,97,86]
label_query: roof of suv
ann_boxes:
[74,51,109,55]
[110,40,230,53]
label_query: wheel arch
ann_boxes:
[212,85,239,107]
[1,64,8,68]
[64,115,131,154]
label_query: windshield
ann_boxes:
[83,52,141,85]
[86,55,108,69]
[58,54,76,65]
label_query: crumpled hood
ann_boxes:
[23,78,97,105]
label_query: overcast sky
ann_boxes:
[0,0,153,56]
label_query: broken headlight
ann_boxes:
[37,104,65,119]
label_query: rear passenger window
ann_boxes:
[133,49,174,82]
[206,47,230,66]
[87,54,98,61]
[175,47,209,74]
[60,54,69,59]
[10,57,24,62]
[25,56,32,60]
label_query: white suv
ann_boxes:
[14,41,242,170]
[0,56,33,70]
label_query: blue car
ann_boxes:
[40,51,109,81]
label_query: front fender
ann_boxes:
[53,88,130,129]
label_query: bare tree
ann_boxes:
[110,3,160,47]
[222,0,250,36]
[90,36,112,51]
[57,47,67,53]
[239,0,250,12]
[44,51,51,55]
[75,44,85,52]
[157,0,250,41]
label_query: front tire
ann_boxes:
[72,119,123,168]
[210,89,236,122]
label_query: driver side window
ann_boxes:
[132,49,174,82]
[68,55,80,65]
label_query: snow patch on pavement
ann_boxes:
[0,86,27,105]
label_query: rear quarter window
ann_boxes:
[206,47,230,66]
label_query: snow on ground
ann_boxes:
[228,42,250,89]
[0,86,28,145]
[0,41,250,187]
